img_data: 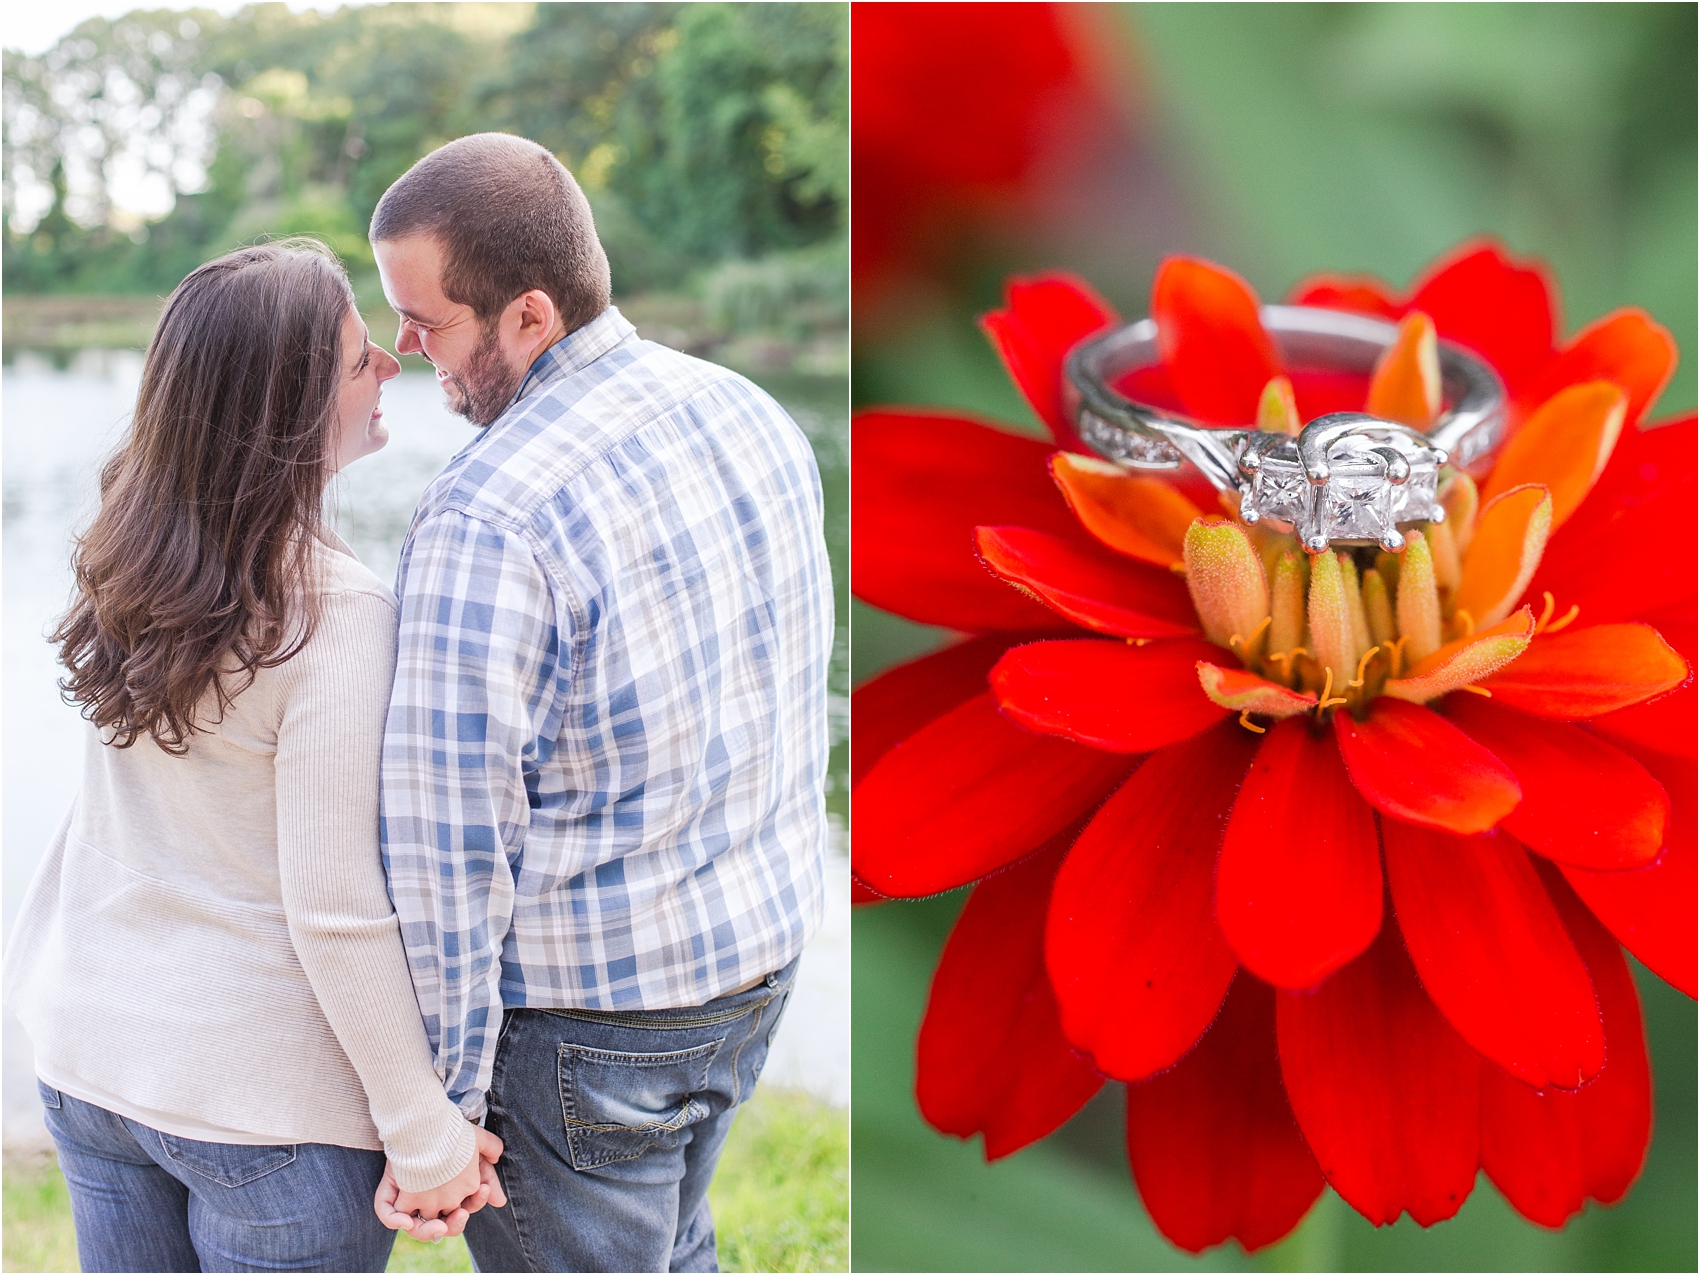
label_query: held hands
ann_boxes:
[374,1126,506,1243]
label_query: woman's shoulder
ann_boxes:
[311,531,397,613]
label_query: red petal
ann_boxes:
[1047,724,1258,1080]
[852,410,1082,631]
[1287,368,1374,421]
[852,873,888,906]
[990,637,1229,752]
[975,526,1201,638]
[1407,241,1558,402]
[1277,915,1481,1227]
[1444,697,1668,871]
[1522,308,1677,428]
[1152,257,1280,426]
[1589,619,1697,758]
[1479,862,1652,1227]
[1217,720,1382,989]
[1560,746,1698,998]
[1529,418,1698,626]
[1550,868,1653,1206]
[852,691,1134,897]
[980,274,1118,447]
[917,840,1105,1159]
[1382,820,1602,1089]
[1481,622,1689,721]
[852,636,1013,786]
[1333,697,1520,835]
[1588,411,1695,512]
[1126,974,1323,1254]
[1526,479,1697,626]
[1288,274,1403,320]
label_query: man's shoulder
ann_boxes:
[420,337,801,538]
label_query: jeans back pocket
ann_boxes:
[158,1134,297,1187]
[558,1039,723,1170]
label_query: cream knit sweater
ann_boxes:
[3,534,476,1191]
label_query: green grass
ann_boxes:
[711,1088,849,1273]
[2,1152,79,1275]
[1,1087,845,1274]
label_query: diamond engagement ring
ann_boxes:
[1063,305,1507,553]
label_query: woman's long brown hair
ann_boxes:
[53,241,356,753]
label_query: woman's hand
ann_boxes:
[373,1127,506,1241]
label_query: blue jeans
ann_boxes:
[39,1081,394,1273]
[464,957,799,1273]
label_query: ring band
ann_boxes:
[1063,305,1507,552]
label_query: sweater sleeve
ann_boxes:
[274,583,478,1193]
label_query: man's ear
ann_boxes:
[512,289,560,351]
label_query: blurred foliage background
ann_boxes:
[3,1,847,369]
[851,2,1696,1271]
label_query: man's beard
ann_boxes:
[442,324,523,428]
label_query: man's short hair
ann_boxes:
[370,133,612,334]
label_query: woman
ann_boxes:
[3,241,501,1272]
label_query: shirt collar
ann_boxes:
[509,305,637,409]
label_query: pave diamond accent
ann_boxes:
[1078,411,1182,469]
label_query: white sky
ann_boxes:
[3,1,347,56]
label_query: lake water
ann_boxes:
[1,349,850,1147]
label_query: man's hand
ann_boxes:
[373,1127,506,1241]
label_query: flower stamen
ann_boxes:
[1350,644,1381,689]
[1454,608,1475,639]
[1459,684,1494,697]
[1237,710,1267,734]
[1315,667,1351,718]
[1227,616,1273,659]
[1264,646,1309,686]
[1384,634,1410,679]
[1533,591,1581,635]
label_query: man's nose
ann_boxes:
[396,320,422,356]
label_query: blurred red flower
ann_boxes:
[852,241,1696,1249]
[851,2,1121,310]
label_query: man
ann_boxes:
[369,133,832,1272]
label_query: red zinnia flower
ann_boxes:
[852,240,1696,1250]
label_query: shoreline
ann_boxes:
[1,293,847,380]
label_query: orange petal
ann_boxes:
[1366,312,1441,429]
[1183,520,1270,650]
[1197,662,1318,720]
[1257,376,1301,436]
[1455,485,1552,629]
[1049,453,1199,568]
[1482,381,1626,531]
[1482,623,1690,719]
[1153,257,1280,426]
[1442,472,1479,555]
[1382,608,1535,704]
[1524,308,1677,427]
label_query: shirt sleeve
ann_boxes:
[274,583,478,1193]
[381,510,562,1120]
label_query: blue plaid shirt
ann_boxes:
[380,307,831,1119]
